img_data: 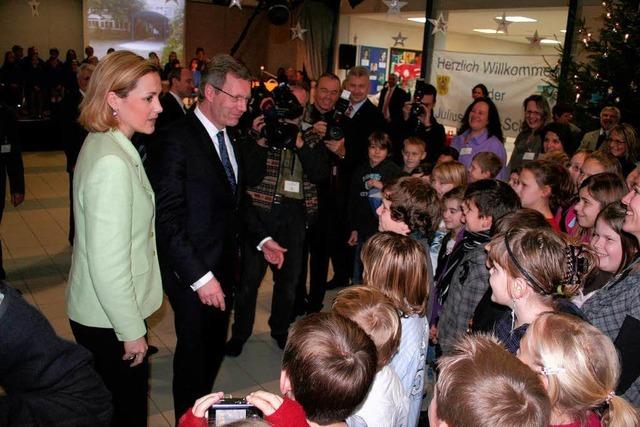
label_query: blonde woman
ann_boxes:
[66,51,163,426]
[519,312,640,426]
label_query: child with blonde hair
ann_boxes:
[486,228,596,353]
[519,312,640,427]
[361,232,429,427]
[333,286,408,427]
[430,161,467,198]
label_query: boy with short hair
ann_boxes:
[401,137,428,175]
[179,312,378,427]
[436,179,520,354]
[332,286,408,427]
[428,334,550,427]
[468,151,502,182]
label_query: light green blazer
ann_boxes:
[67,129,162,342]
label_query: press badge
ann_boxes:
[284,180,300,193]
[460,147,472,156]
[523,152,536,160]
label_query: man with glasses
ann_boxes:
[579,105,621,151]
[147,54,286,424]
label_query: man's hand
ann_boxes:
[347,230,358,246]
[402,101,412,121]
[312,120,328,138]
[196,277,226,311]
[367,179,382,190]
[11,193,24,207]
[246,390,284,417]
[262,239,287,269]
[123,336,148,367]
[325,138,345,158]
[429,324,438,342]
[191,392,224,418]
[252,115,265,133]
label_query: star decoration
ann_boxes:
[494,12,511,34]
[290,22,308,41]
[27,0,40,16]
[383,0,407,15]
[392,32,408,47]
[229,0,242,9]
[526,30,542,46]
[427,13,448,35]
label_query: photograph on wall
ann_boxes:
[84,0,184,64]
[390,48,422,97]
[359,46,388,94]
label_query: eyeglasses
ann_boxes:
[211,85,251,104]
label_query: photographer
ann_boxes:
[226,82,330,355]
[401,82,445,165]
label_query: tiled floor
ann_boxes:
[1,151,338,427]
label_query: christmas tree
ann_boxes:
[552,0,640,130]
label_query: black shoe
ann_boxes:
[147,345,159,356]
[271,333,288,350]
[225,339,246,357]
[325,278,348,290]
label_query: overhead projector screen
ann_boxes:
[83,0,184,64]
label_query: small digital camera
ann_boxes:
[208,398,263,425]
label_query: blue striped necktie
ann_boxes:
[216,130,237,193]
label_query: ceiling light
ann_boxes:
[560,29,567,33]
[494,15,537,23]
[540,39,561,44]
[473,28,505,34]
[407,17,426,23]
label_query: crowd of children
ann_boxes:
[173,90,640,426]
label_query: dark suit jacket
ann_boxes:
[156,92,186,130]
[147,112,267,294]
[59,88,87,173]
[343,99,385,175]
[378,85,409,125]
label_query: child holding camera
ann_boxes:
[179,312,378,427]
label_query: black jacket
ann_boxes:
[0,104,24,215]
[147,111,267,293]
[0,282,112,426]
[156,92,187,130]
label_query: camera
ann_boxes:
[326,90,351,141]
[410,80,428,118]
[250,82,304,150]
[208,397,263,425]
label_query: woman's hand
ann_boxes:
[347,230,358,246]
[123,336,148,367]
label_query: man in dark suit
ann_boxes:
[0,102,25,280]
[155,67,193,130]
[378,73,409,159]
[147,54,286,424]
[60,63,94,245]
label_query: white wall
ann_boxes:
[443,32,558,55]
[0,0,83,58]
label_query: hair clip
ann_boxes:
[605,391,615,405]
[541,366,565,376]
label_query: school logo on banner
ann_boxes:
[436,75,450,96]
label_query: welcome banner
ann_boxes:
[429,50,558,138]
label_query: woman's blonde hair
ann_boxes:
[522,312,640,427]
[431,160,467,187]
[79,50,160,132]
[361,232,428,317]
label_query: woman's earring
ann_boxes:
[112,110,118,117]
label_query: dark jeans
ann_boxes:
[70,320,149,427]
[231,201,307,341]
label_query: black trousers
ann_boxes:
[69,320,149,427]
[164,274,233,425]
[231,201,307,341]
